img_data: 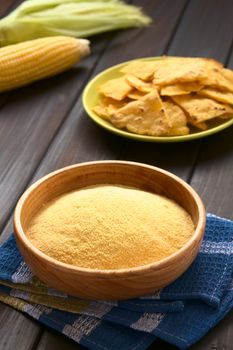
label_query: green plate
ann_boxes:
[82,57,233,143]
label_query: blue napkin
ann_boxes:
[0,213,232,350]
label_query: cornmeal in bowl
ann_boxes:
[26,185,194,270]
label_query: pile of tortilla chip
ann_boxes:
[93,57,233,136]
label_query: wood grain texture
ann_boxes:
[168,0,233,62]
[190,311,233,350]
[0,303,41,350]
[0,0,20,16]
[0,0,232,349]
[0,3,44,350]
[189,128,233,217]
[37,331,83,350]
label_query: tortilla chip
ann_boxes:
[98,77,132,101]
[152,57,223,87]
[221,68,233,90]
[93,97,127,120]
[125,75,154,93]
[120,57,186,81]
[191,121,208,130]
[171,95,233,124]
[120,60,163,81]
[128,90,146,100]
[201,67,233,93]
[120,57,222,83]
[168,126,190,135]
[198,88,233,105]
[169,57,222,69]
[219,113,233,120]
[112,90,171,136]
[161,83,204,96]
[101,96,128,107]
[163,100,189,135]
[153,60,209,86]
[93,105,111,120]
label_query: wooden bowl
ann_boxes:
[14,161,206,300]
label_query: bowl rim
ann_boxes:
[14,160,206,278]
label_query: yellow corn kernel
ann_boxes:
[0,36,90,92]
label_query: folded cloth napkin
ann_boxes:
[0,213,232,350]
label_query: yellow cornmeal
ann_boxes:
[26,185,195,269]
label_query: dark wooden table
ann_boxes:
[0,0,232,349]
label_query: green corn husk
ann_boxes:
[0,0,152,46]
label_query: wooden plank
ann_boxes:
[36,331,83,350]
[0,0,14,16]
[190,311,233,350]
[168,0,233,62]
[189,128,233,217]
[0,2,44,347]
[0,303,41,350]
[0,0,21,16]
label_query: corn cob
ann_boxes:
[0,36,90,92]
